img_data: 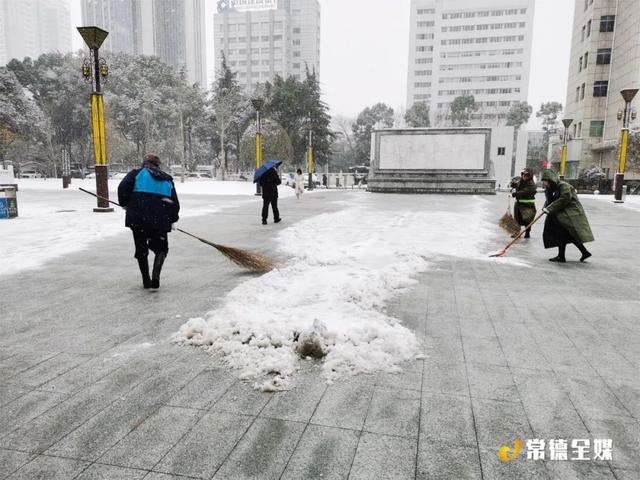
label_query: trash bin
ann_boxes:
[0,184,18,219]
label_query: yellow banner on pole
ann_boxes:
[255,132,262,168]
[619,129,629,174]
[91,94,107,165]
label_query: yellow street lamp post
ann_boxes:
[614,88,639,202]
[251,98,264,196]
[77,26,112,212]
[559,118,573,181]
[307,128,314,191]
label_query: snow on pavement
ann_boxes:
[0,178,291,277]
[581,193,640,213]
[175,197,515,391]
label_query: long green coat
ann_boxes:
[542,170,594,247]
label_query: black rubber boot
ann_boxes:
[575,243,592,262]
[151,252,167,289]
[524,228,531,239]
[137,257,151,288]
[549,244,566,263]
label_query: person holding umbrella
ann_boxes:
[254,159,282,225]
[540,169,593,263]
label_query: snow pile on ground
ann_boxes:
[582,193,640,213]
[175,199,499,390]
[0,178,282,277]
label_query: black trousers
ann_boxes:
[132,228,168,259]
[262,197,280,221]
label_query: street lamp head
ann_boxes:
[562,118,574,129]
[620,88,639,103]
[77,26,109,50]
[251,98,264,112]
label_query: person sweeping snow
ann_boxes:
[541,169,593,263]
[118,154,180,288]
[294,168,305,199]
[509,168,537,238]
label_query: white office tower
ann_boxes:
[407,0,535,127]
[213,0,321,91]
[0,0,72,66]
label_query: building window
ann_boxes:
[600,15,615,32]
[578,56,583,72]
[293,27,301,34]
[589,120,604,137]
[581,83,585,99]
[587,19,592,37]
[293,39,300,45]
[584,0,588,10]
[583,52,588,69]
[576,86,580,102]
[293,51,301,57]
[577,122,582,137]
[497,147,506,155]
[593,80,608,97]
[293,63,300,69]
[596,48,611,64]
[581,25,586,41]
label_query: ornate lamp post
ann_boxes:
[77,26,112,212]
[559,118,573,180]
[614,88,639,202]
[251,97,264,196]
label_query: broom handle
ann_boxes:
[176,228,205,242]
[79,188,122,207]
[502,211,546,251]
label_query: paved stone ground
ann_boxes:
[0,190,639,480]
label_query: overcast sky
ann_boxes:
[70,0,574,129]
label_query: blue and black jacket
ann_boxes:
[117,163,180,233]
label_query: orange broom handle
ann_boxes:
[501,211,546,251]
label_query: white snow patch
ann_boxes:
[175,198,511,388]
[582,193,640,213]
[0,178,286,277]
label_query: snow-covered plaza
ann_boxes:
[1,181,639,479]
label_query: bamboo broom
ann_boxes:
[499,194,521,237]
[79,188,275,273]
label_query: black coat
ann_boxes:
[259,168,281,200]
[117,164,180,233]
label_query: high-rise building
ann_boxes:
[0,0,72,66]
[81,0,207,86]
[81,0,144,55]
[561,0,640,180]
[406,0,535,127]
[213,0,320,91]
[153,0,207,86]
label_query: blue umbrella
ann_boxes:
[253,159,283,183]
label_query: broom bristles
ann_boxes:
[499,210,521,237]
[213,244,276,272]
[177,228,276,272]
